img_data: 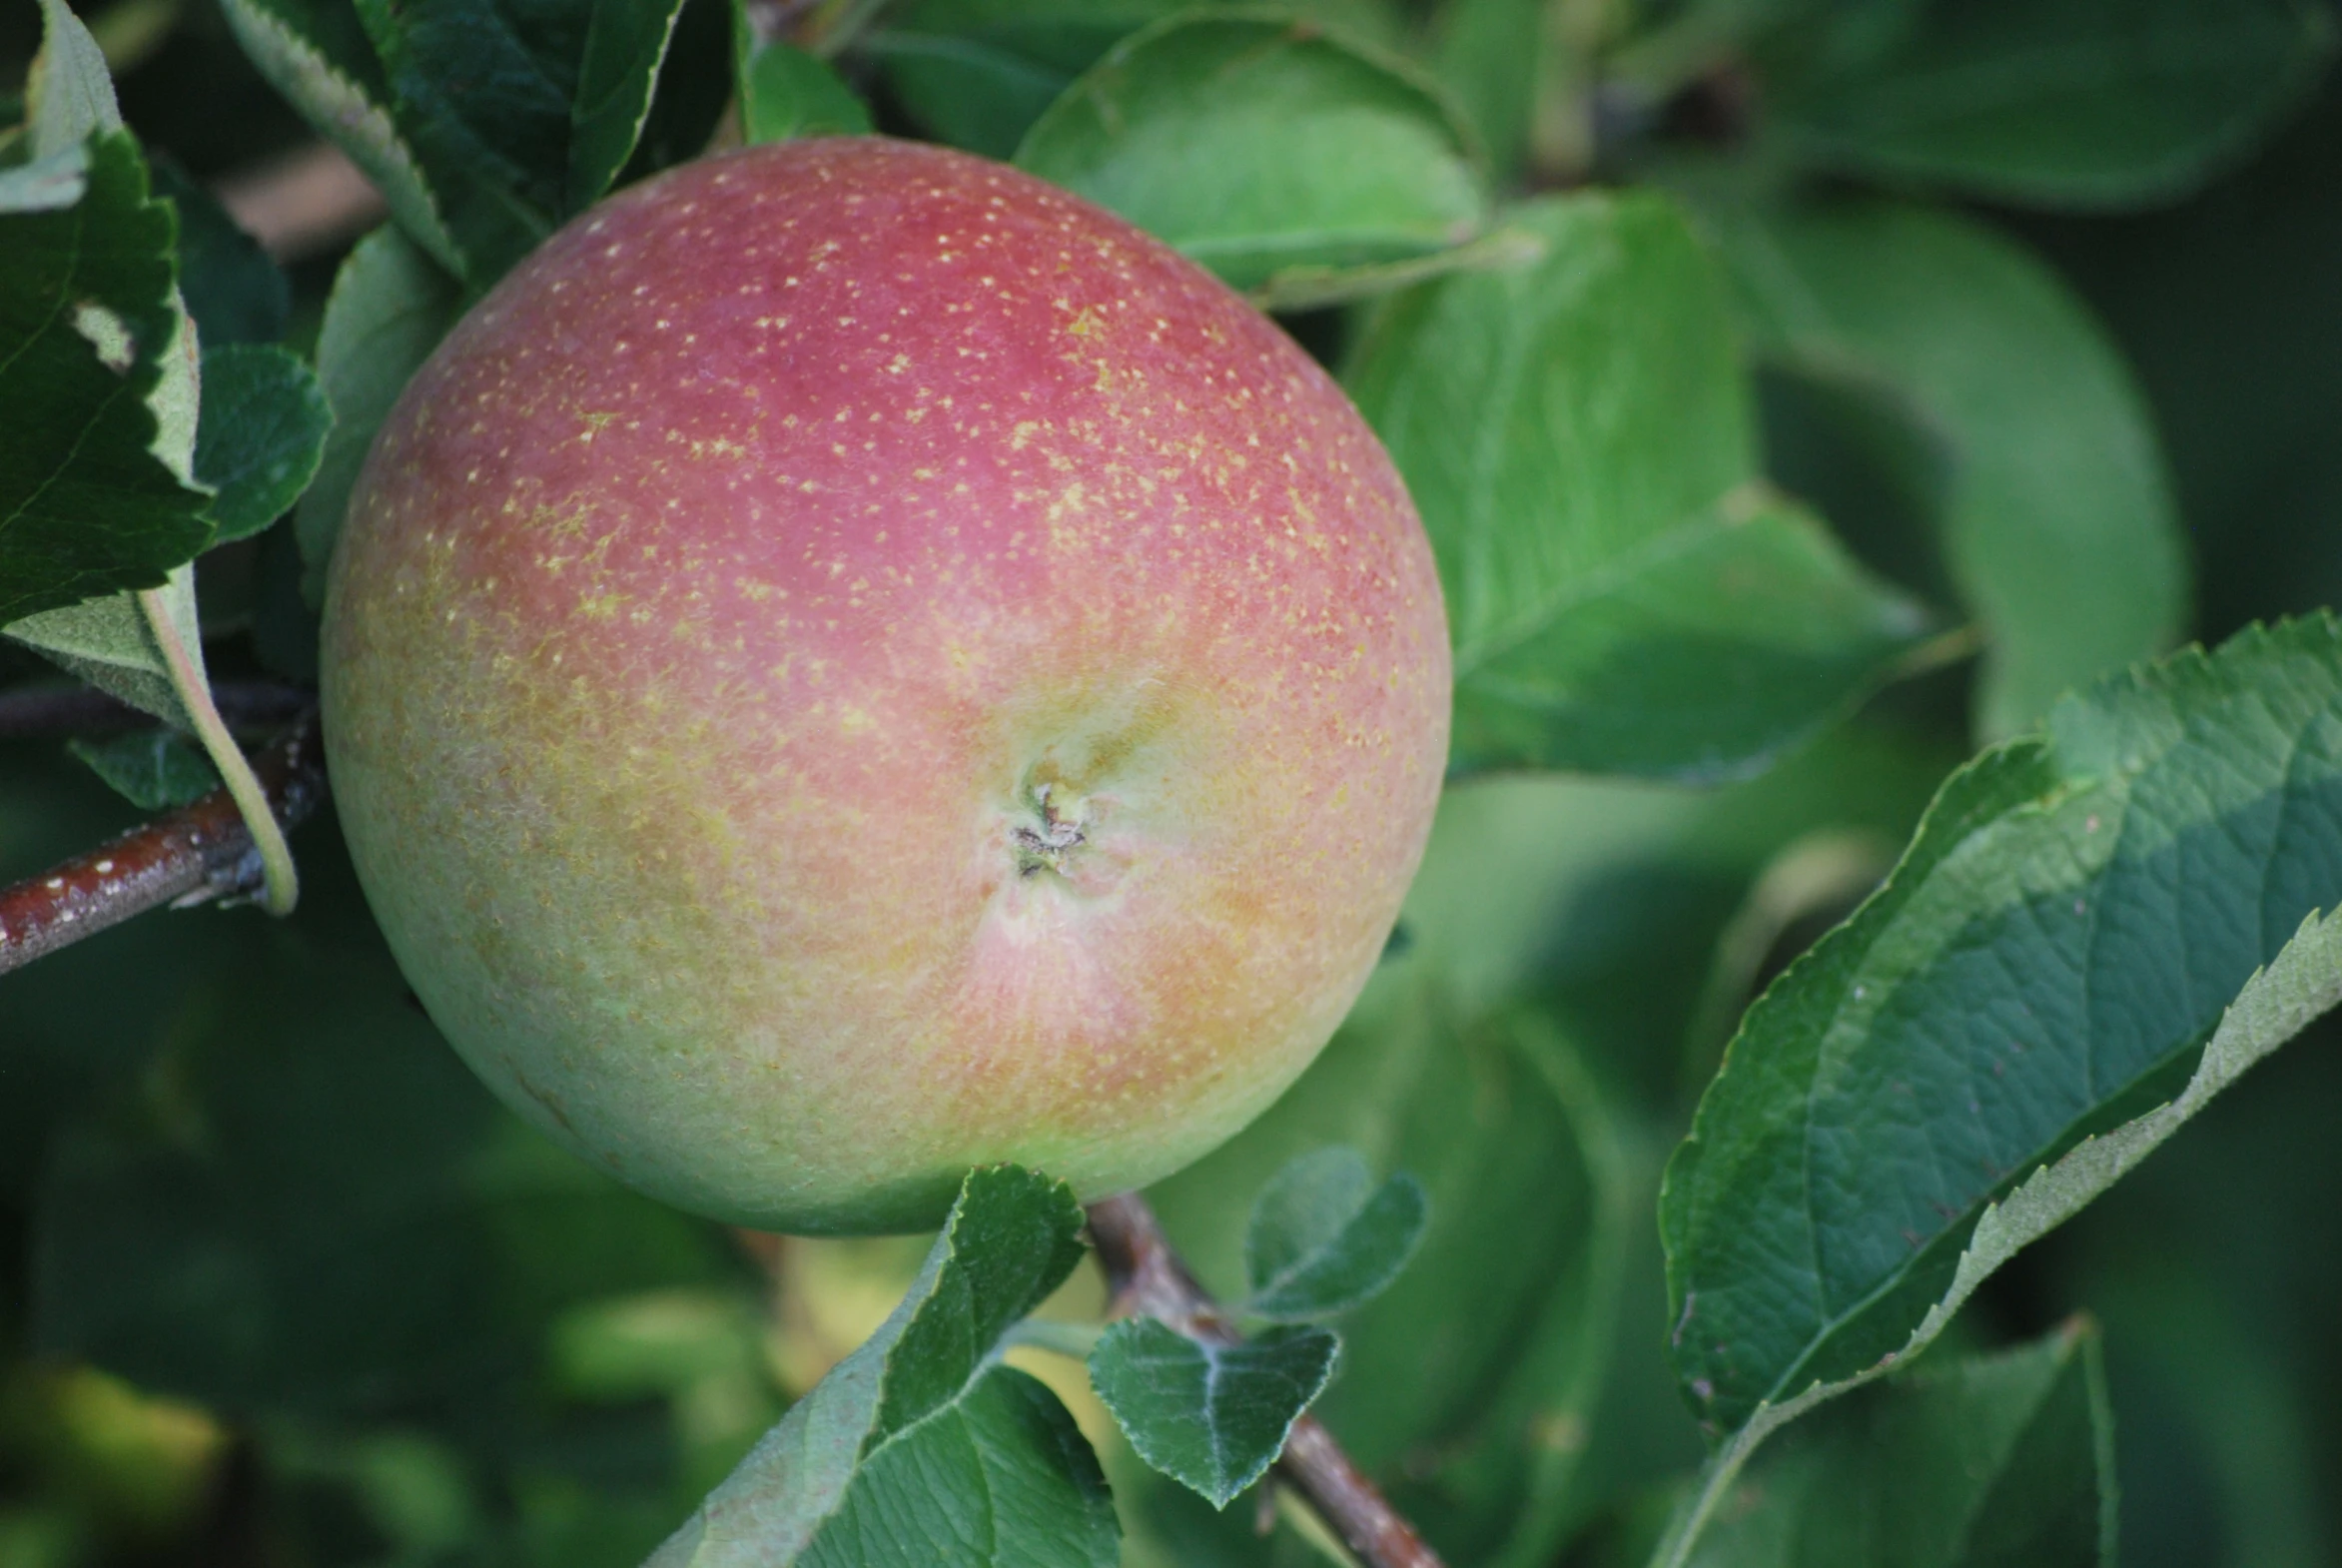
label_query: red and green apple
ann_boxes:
[322,138,1450,1234]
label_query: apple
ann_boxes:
[321,138,1450,1234]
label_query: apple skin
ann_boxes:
[321,138,1450,1234]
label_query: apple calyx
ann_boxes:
[1012,782,1090,881]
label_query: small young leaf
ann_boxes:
[1015,14,1486,296]
[1346,192,1933,780]
[1762,0,2337,211]
[1150,965,1642,1563]
[1676,1323,2113,1568]
[297,226,461,601]
[649,1166,1117,1567]
[1662,615,2342,1463]
[68,728,223,810]
[737,40,874,143]
[196,345,334,541]
[1240,1148,1426,1321]
[1088,1318,1338,1508]
[1702,194,2185,740]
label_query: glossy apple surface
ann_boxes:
[322,138,1450,1233]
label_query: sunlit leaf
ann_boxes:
[648,1167,1117,1568]
[1347,192,1932,780]
[1662,615,2342,1484]
[1016,14,1485,296]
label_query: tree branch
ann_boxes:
[1085,1191,1448,1568]
[0,710,327,975]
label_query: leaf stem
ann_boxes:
[135,587,300,915]
[0,708,325,974]
[1085,1192,1448,1568]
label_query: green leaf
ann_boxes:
[1151,980,1634,1563]
[1762,0,2338,210]
[1428,0,1549,185]
[1659,616,2342,1509]
[1702,194,2186,741]
[66,727,223,810]
[196,344,334,542]
[649,1166,1117,1567]
[1089,1319,1338,1509]
[1141,726,1952,1561]
[222,0,688,285]
[214,0,463,273]
[1679,1323,2114,1568]
[622,0,735,181]
[1015,13,1486,296]
[26,0,123,156]
[347,0,692,279]
[868,0,1405,161]
[1345,192,1933,780]
[0,127,215,624]
[345,0,570,279]
[735,38,874,143]
[150,162,291,348]
[869,18,1114,161]
[297,225,461,602]
[1240,1149,1427,1322]
[569,0,696,212]
[7,566,206,727]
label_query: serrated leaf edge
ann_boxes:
[214,0,462,274]
[1650,773,2342,1566]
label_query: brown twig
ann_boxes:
[0,710,327,976]
[0,680,314,740]
[1085,1192,1447,1568]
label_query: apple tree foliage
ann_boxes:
[5,0,2342,1564]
